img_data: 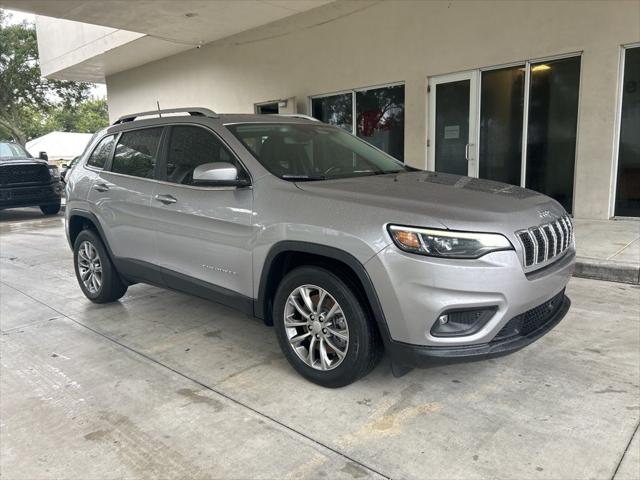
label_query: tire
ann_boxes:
[40,199,61,215]
[273,266,382,388]
[73,229,127,303]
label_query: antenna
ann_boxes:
[156,101,162,118]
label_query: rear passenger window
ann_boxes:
[111,128,162,179]
[86,135,115,169]
[165,126,247,185]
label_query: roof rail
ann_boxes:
[276,114,321,122]
[112,107,218,125]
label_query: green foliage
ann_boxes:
[0,10,105,145]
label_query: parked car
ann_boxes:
[65,108,575,387]
[0,141,63,215]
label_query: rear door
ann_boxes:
[152,124,254,305]
[88,127,164,282]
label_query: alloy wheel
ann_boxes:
[284,284,349,371]
[77,241,102,294]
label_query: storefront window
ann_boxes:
[356,85,405,161]
[615,47,640,217]
[525,56,580,213]
[311,93,352,132]
[311,84,405,161]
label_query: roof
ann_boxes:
[25,132,94,161]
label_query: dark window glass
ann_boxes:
[435,80,470,175]
[227,123,410,180]
[86,135,115,169]
[479,66,525,185]
[256,103,279,114]
[311,93,353,132]
[165,126,247,185]
[525,57,580,213]
[615,47,640,217]
[111,128,162,179]
[356,85,405,161]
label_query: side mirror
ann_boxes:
[192,162,249,187]
[39,151,48,161]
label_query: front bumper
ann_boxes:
[385,291,570,368]
[365,243,574,366]
[0,182,63,209]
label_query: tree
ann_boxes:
[0,10,94,145]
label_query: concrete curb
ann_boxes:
[574,257,640,285]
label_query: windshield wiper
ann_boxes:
[281,175,327,181]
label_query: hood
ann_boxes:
[295,171,566,234]
[0,157,48,166]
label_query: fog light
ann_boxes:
[430,307,497,337]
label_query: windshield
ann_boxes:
[0,142,31,160]
[226,123,412,180]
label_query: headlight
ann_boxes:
[48,166,60,179]
[388,225,513,259]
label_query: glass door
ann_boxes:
[429,56,580,213]
[428,71,478,176]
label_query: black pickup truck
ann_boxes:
[0,142,63,215]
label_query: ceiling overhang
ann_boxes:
[1,0,334,82]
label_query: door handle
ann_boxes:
[154,194,177,205]
[93,182,109,192]
[465,143,475,162]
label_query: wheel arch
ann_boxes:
[67,209,113,258]
[256,241,392,346]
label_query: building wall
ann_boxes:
[106,0,640,219]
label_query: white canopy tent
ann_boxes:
[26,131,94,162]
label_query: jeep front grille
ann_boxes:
[517,215,573,269]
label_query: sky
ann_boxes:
[3,8,108,99]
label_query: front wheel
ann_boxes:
[73,229,127,303]
[273,266,381,387]
[40,199,61,215]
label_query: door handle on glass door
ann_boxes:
[154,194,177,205]
[465,143,475,162]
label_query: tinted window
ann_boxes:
[111,128,162,179]
[615,47,640,217]
[525,56,580,213]
[86,135,115,169]
[311,93,353,132]
[165,126,246,185]
[356,85,405,162]
[227,123,411,180]
[479,66,525,185]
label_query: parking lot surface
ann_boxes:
[1,210,639,480]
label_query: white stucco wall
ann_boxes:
[105,0,640,219]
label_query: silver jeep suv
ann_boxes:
[65,108,574,387]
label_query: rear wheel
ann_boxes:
[73,229,127,303]
[40,199,61,215]
[273,266,381,387]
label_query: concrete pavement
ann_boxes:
[574,219,640,284]
[1,209,639,480]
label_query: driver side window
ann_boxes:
[165,126,246,185]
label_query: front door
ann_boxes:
[428,71,478,177]
[152,124,254,304]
